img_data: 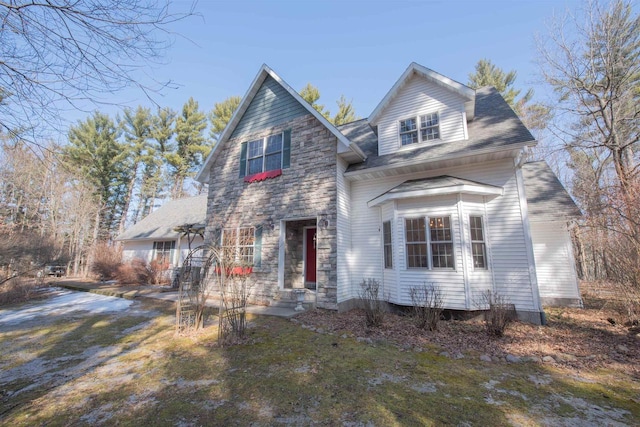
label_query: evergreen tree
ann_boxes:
[468,59,549,133]
[167,98,208,199]
[299,83,330,120]
[119,106,152,233]
[209,96,241,143]
[64,112,130,240]
[332,95,359,125]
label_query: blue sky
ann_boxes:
[71,0,584,133]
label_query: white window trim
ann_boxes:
[403,215,456,270]
[469,214,489,271]
[246,132,284,175]
[397,111,441,148]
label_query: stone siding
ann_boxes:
[206,113,339,309]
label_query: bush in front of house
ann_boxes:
[410,283,444,331]
[477,289,515,337]
[359,278,385,327]
[114,258,170,285]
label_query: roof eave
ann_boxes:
[368,184,503,208]
[346,140,536,179]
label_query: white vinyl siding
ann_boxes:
[376,74,467,156]
[348,158,538,312]
[531,221,581,302]
[122,235,205,269]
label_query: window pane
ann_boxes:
[421,127,440,140]
[472,243,486,269]
[431,243,454,268]
[401,131,418,145]
[247,139,263,158]
[400,118,416,132]
[248,157,263,175]
[265,153,281,172]
[383,221,392,269]
[420,113,439,128]
[266,134,282,154]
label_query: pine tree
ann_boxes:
[64,112,130,240]
[332,95,358,125]
[299,83,330,120]
[167,98,208,199]
[209,96,241,143]
[119,106,152,233]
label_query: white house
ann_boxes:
[116,195,207,271]
[136,62,580,324]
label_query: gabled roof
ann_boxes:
[369,62,476,125]
[115,195,207,241]
[368,175,502,207]
[346,87,536,176]
[522,161,581,221]
[195,64,366,183]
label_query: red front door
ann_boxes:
[305,227,317,284]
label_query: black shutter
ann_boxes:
[282,129,291,169]
[239,142,248,177]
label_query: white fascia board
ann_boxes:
[369,62,476,125]
[367,184,503,208]
[195,65,269,183]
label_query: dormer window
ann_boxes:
[420,113,440,141]
[399,113,440,146]
[399,118,418,145]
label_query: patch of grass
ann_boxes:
[0,298,638,426]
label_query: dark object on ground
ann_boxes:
[43,265,66,277]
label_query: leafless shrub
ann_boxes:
[149,260,170,285]
[410,283,444,331]
[476,289,515,337]
[359,278,385,327]
[115,258,150,284]
[218,271,253,346]
[0,276,46,305]
[90,243,122,280]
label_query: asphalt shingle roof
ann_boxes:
[522,161,581,221]
[115,195,207,241]
[341,87,535,173]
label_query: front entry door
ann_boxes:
[305,227,317,287]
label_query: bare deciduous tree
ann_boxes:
[538,0,640,298]
[0,0,194,141]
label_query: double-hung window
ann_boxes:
[153,241,175,265]
[405,218,428,268]
[239,129,291,179]
[399,113,440,146]
[247,134,283,175]
[429,216,454,269]
[383,221,393,269]
[221,227,255,266]
[469,215,487,269]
